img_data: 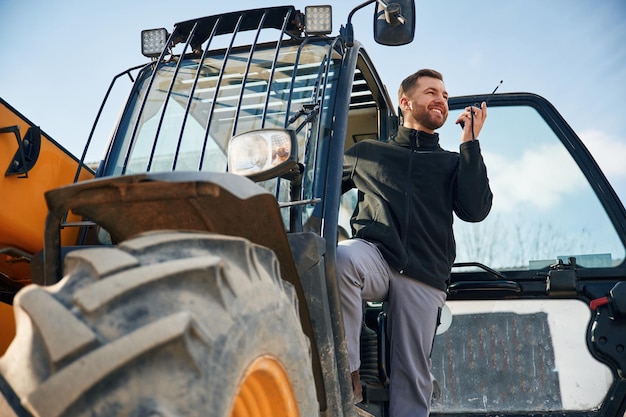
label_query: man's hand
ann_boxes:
[456,101,487,142]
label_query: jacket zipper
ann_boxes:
[400,147,439,274]
[400,148,414,273]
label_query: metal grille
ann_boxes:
[111,7,340,183]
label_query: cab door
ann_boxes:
[431,93,626,417]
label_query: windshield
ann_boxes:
[105,40,340,179]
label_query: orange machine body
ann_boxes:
[0,98,95,353]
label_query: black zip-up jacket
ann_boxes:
[342,126,493,291]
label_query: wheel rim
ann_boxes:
[231,355,299,417]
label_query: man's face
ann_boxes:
[401,76,449,132]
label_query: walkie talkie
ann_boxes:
[459,80,503,130]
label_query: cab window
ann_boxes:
[437,105,625,270]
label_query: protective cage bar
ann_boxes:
[120,7,303,175]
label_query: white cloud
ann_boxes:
[484,144,585,212]
[578,129,626,179]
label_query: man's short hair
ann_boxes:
[397,69,444,104]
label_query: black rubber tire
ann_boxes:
[0,231,318,417]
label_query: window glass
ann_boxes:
[437,106,625,270]
[110,41,339,178]
[108,41,342,231]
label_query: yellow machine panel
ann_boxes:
[0,98,95,287]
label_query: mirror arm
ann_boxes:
[342,0,377,47]
[348,0,377,23]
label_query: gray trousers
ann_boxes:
[336,238,447,417]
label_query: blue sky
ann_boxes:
[1,0,625,203]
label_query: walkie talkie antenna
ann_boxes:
[484,80,503,106]
[472,79,503,109]
[460,80,504,137]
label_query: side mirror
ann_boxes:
[373,0,415,46]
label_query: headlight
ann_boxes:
[228,129,298,182]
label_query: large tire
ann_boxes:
[0,231,318,417]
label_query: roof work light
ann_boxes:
[141,28,169,58]
[305,5,332,35]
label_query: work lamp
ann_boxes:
[305,5,332,35]
[141,28,168,58]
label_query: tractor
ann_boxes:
[0,2,625,416]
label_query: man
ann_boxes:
[337,69,493,416]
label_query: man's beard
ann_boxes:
[417,108,447,131]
